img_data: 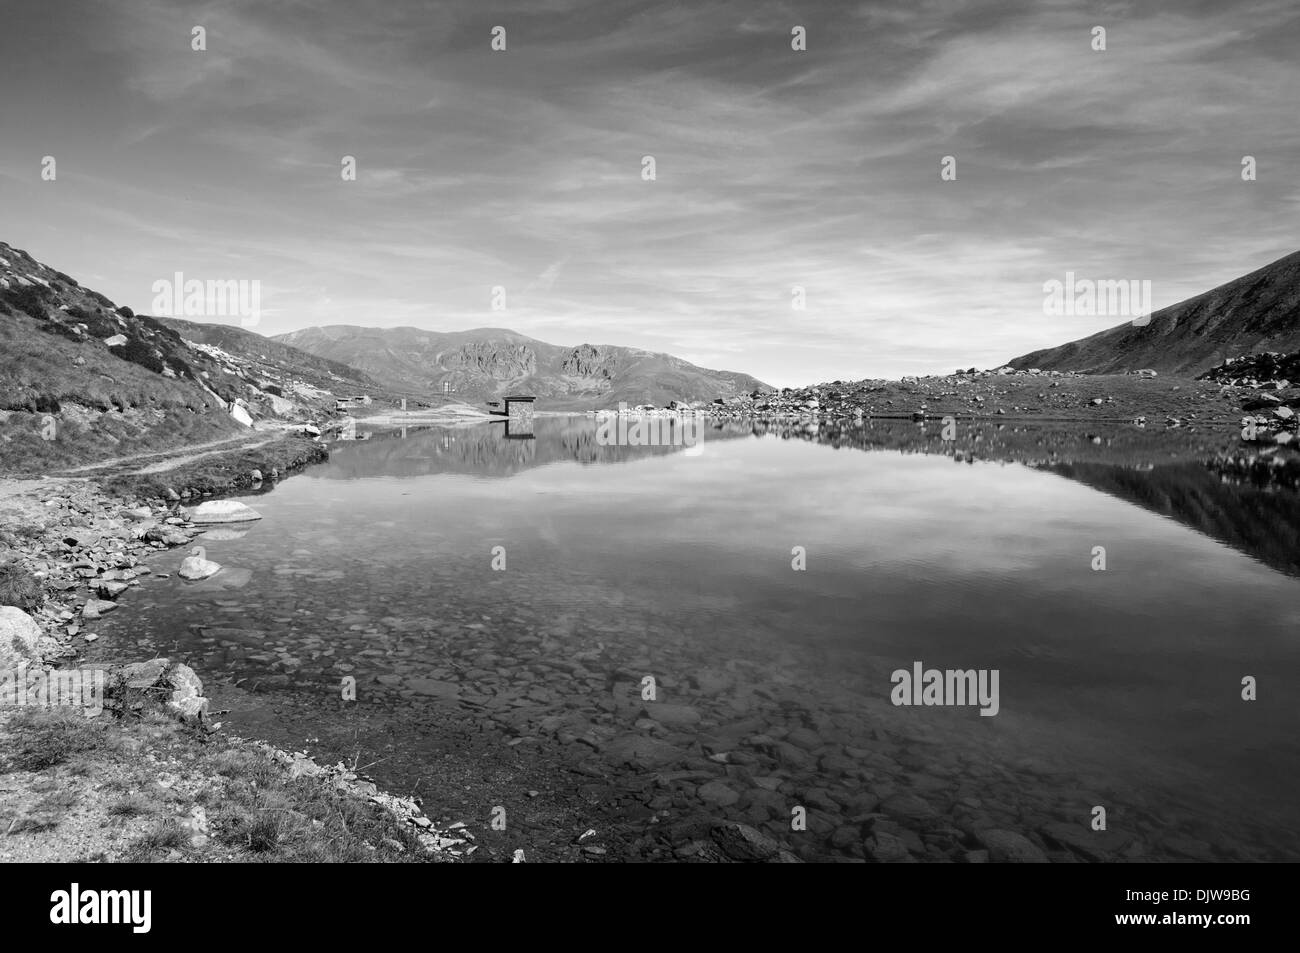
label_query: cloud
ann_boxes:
[0,0,1296,385]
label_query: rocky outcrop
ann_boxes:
[561,344,619,379]
[443,341,537,380]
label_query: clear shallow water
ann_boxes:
[97,417,1300,861]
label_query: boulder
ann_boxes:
[81,599,118,620]
[164,662,208,723]
[113,658,171,689]
[0,606,43,669]
[188,500,262,524]
[178,555,221,580]
[95,581,129,599]
[145,525,191,546]
[711,822,781,861]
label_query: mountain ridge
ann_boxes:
[273,324,771,409]
[1008,249,1300,376]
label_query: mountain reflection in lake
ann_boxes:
[92,416,1300,862]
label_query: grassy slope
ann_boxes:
[0,310,241,475]
[1008,248,1300,376]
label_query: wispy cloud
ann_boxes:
[0,0,1296,385]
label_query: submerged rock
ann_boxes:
[81,599,119,620]
[179,555,222,580]
[977,829,1049,863]
[711,822,782,861]
[188,500,263,524]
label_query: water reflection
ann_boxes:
[88,414,1300,862]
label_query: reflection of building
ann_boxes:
[487,395,535,422]
[504,417,534,439]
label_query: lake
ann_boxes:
[92,416,1300,862]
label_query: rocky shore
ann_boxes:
[620,360,1300,446]
[0,473,473,861]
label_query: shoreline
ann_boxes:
[0,443,474,862]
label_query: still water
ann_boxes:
[95,417,1300,861]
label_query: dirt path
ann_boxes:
[50,429,286,478]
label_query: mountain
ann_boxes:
[155,316,377,397]
[0,241,364,473]
[1008,249,1300,376]
[273,325,770,409]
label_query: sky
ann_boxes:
[1,0,1297,387]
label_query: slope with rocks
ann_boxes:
[1008,249,1300,376]
[0,242,367,474]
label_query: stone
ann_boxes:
[1039,822,1134,861]
[178,555,222,580]
[405,677,460,699]
[881,792,937,820]
[711,822,781,861]
[604,733,683,769]
[188,500,262,524]
[864,831,912,862]
[81,599,118,620]
[977,829,1049,863]
[145,526,191,546]
[165,662,208,724]
[250,469,263,481]
[642,703,701,727]
[696,780,740,807]
[0,606,42,669]
[784,726,823,750]
[114,658,171,688]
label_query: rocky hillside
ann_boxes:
[1008,249,1300,376]
[157,317,378,397]
[274,325,770,409]
[0,241,368,473]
